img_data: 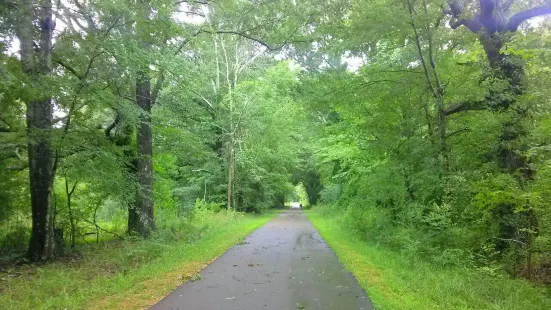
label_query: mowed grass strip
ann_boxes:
[0,210,279,310]
[305,209,551,310]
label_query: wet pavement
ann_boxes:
[150,209,372,310]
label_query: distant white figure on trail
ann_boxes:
[300,203,303,210]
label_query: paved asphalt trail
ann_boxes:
[150,208,372,310]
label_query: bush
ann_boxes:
[319,183,342,204]
[433,248,470,267]
[1,226,29,253]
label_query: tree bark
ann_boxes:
[127,156,140,235]
[17,0,57,261]
[133,70,155,237]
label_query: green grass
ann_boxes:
[305,208,551,310]
[0,209,279,309]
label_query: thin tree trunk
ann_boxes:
[408,0,448,202]
[64,176,77,250]
[220,37,235,210]
[227,148,234,210]
[203,179,207,201]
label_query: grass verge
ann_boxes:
[0,210,279,310]
[305,208,550,310]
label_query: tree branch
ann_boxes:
[443,100,485,116]
[492,237,527,246]
[0,116,14,131]
[174,0,210,5]
[54,50,104,81]
[151,31,201,105]
[406,0,438,98]
[203,30,307,51]
[55,58,83,79]
[79,217,125,240]
[82,51,104,80]
[68,180,78,196]
[105,113,121,138]
[8,164,28,171]
[446,0,483,32]
[73,0,99,32]
[479,0,496,20]
[449,18,483,31]
[507,4,551,31]
[446,128,470,138]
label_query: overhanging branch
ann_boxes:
[446,0,483,32]
[507,4,551,31]
[203,30,308,51]
[446,128,470,138]
[447,0,551,33]
[443,100,485,116]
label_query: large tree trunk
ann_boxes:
[17,0,57,261]
[131,70,155,237]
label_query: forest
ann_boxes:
[1,0,550,309]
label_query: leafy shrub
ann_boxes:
[319,183,342,204]
[433,248,470,267]
[0,226,29,252]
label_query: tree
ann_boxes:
[444,0,551,272]
[129,3,156,237]
[15,0,58,261]
[295,0,551,279]
[444,0,551,173]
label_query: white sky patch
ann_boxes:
[288,60,302,72]
[311,41,320,52]
[7,39,19,56]
[274,53,287,60]
[408,60,421,68]
[526,15,549,28]
[343,55,364,72]
[173,3,208,25]
[53,101,67,127]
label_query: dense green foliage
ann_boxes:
[1,0,551,305]
[1,0,307,260]
[302,0,551,282]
